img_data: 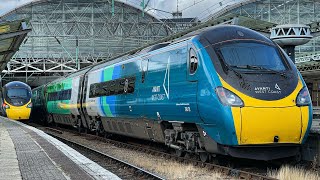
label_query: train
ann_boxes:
[31,25,312,161]
[1,81,32,120]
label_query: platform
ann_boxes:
[311,107,320,133]
[0,117,121,180]
[301,107,320,164]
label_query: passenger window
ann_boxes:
[54,92,58,100]
[68,89,72,99]
[58,91,63,100]
[189,48,198,74]
[61,90,65,100]
[89,76,136,98]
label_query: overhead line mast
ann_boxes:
[172,0,182,18]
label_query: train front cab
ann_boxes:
[221,77,311,146]
[215,77,312,160]
[2,81,32,120]
[4,100,32,120]
[195,26,312,160]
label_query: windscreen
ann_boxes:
[219,42,286,71]
[7,88,29,98]
[5,88,31,106]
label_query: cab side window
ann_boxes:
[189,48,198,74]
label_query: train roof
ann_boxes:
[42,25,273,87]
[4,81,31,89]
[192,25,273,45]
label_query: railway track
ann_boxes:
[43,126,277,180]
[47,131,165,180]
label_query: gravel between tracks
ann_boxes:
[34,125,320,180]
[41,128,225,179]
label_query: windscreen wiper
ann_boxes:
[225,64,242,79]
[230,65,287,78]
[215,49,242,79]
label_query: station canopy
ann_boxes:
[0,20,30,72]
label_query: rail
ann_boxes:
[44,127,277,180]
[47,130,165,180]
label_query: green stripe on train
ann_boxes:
[46,78,73,114]
[101,66,114,117]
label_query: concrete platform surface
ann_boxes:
[0,117,121,180]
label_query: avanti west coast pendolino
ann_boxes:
[1,81,32,120]
[31,25,312,161]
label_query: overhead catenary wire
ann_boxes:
[121,0,241,21]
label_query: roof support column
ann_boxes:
[268,0,271,22]
[141,0,145,17]
[76,37,79,70]
[297,0,300,24]
[112,0,115,16]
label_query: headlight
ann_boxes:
[27,103,32,108]
[2,103,9,109]
[296,87,311,106]
[216,87,244,107]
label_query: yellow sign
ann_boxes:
[0,25,10,33]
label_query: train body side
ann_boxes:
[81,41,202,140]
[43,69,88,126]
[30,85,47,122]
[32,25,313,161]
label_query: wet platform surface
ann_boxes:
[0,117,121,180]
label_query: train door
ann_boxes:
[80,74,89,129]
[138,57,149,118]
[139,47,200,123]
[172,45,200,123]
[69,76,84,127]
[116,61,141,118]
